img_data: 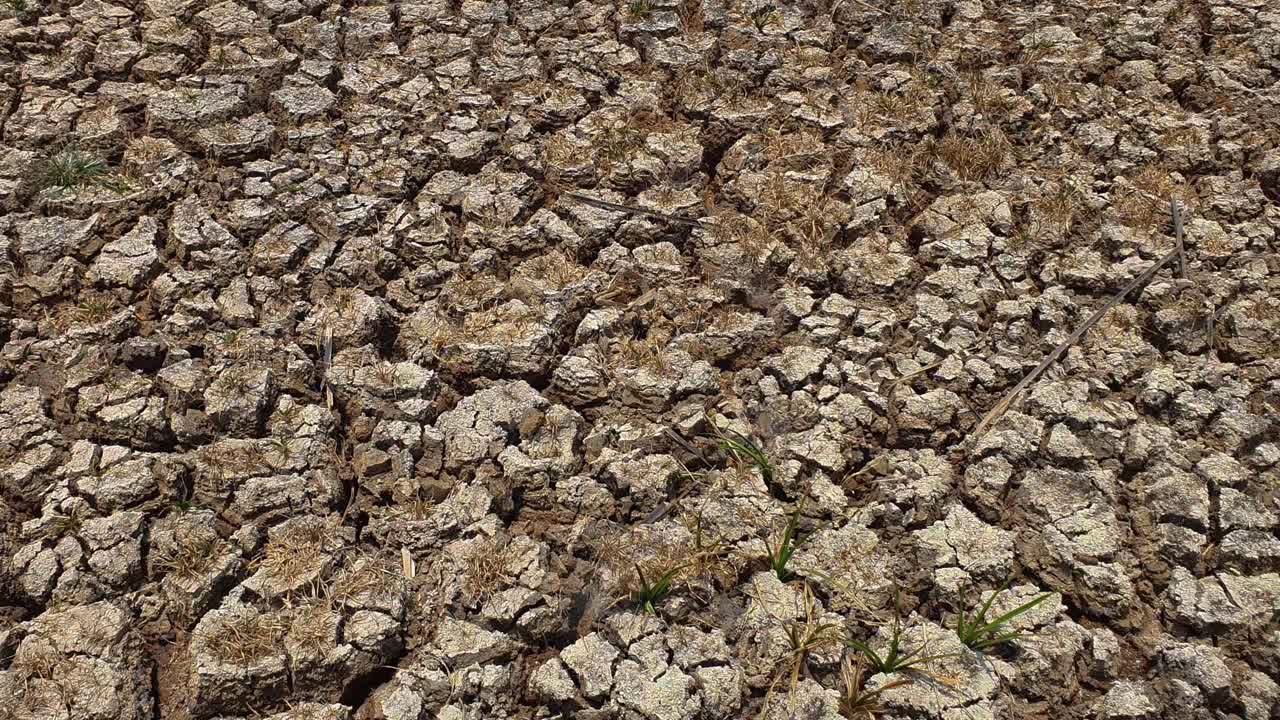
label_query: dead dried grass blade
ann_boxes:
[975,243,1182,437]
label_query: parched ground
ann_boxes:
[1,0,1279,719]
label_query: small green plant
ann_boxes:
[837,656,909,719]
[632,561,687,614]
[267,436,293,466]
[750,6,779,31]
[682,509,733,587]
[763,503,802,582]
[5,0,29,14]
[172,475,195,513]
[779,583,843,689]
[847,601,954,674]
[45,507,86,537]
[711,421,774,486]
[40,148,110,190]
[626,0,654,18]
[372,361,399,389]
[219,368,256,397]
[953,577,1052,652]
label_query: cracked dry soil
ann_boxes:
[1,0,1279,719]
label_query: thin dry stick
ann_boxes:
[1171,198,1187,279]
[1203,290,1239,360]
[565,192,701,226]
[975,245,1182,436]
[890,338,987,388]
[846,0,888,13]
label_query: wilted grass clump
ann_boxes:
[838,656,908,719]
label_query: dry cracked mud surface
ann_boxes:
[1,0,1279,719]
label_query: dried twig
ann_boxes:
[317,323,333,387]
[975,241,1183,437]
[1171,198,1187,279]
[889,338,987,389]
[1203,291,1240,360]
[845,0,888,13]
[565,192,701,226]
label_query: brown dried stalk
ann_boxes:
[565,192,701,226]
[975,208,1185,436]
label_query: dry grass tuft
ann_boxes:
[850,76,933,129]
[216,366,258,398]
[600,514,742,607]
[256,518,333,587]
[778,583,844,690]
[198,441,272,484]
[934,129,1013,182]
[611,334,676,377]
[459,301,543,345]
[220,328,273,364]
[1,684,66,720]
[413,312,463,361]
[592,109,678,171]
[677,0,704,32]
[461,538,518,604]
[202,610,286,666]
[610,541,692,601]
[755,170,817,224]
[863,141,928,197]
[398,481,445,520]
[40,502,89,540]
[678,510,740,590]
[45,293,119,333]
[369,360,400,389]
[1113,165,1195,233]
[330,555,402,608]
[1243,297,1279,322]
[11,643,64,680]
[515,250,589,291]
[782,200,844,275]
[126,136,177,165]
[763,129,829,170]
[1089,305,1142,348]
[966,70,1019,118]
[838,655,909,719]
[287,605,336,654]
[439,272,504,314]
[1034,183,1085,227]
[710,212,775,268]
[153,522,224,581]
